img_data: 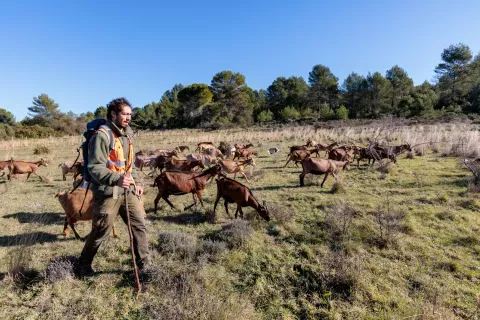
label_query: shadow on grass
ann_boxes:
[3,212,64,225]
[0,232,71,247]
[148,211,206,225]
[115,271,142,290]
[251,185,300,191]
[34,184,56,188]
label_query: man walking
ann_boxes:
[75,97,150,278]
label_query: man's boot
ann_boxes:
[74,261,95,279]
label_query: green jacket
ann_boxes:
[87,120,137,195]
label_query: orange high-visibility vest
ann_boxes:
[97,127,134,176]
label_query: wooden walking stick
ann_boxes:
[124,172,142,297]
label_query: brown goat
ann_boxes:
[213,176,270,221]
[306,139,317,147]
[288,145,309,157]
[299,158,348,187]
[328,148,355,162]
[196,142,215,153]
[284,149,313,168]
[315,142,340,156]
[153,165,224,213]
[150,155,173,174]
[8,158,48,181]
[158,149,179,158]
[234,143,254,150]
[164,159,205,172]
[56,188,146,240]
[56,188,105,239]
[374,144,412,165]
[186,154,219,167]
[204,147,224,159]
[134,153,157,172]
[0,158,13,177]
[357,143,411,168]
[355,147,376,167]
[58,161,83,181]
[175,145,190,153]
[219,158,256,183]
[233,148,258,160]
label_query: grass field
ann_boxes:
[0,122,480,319]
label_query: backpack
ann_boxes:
[82,119,115,183]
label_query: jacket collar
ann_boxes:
[107,119,133,137]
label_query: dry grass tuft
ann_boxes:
[324,200,359,242]
[205,208,217,224]
[6,247,41,290]
[244,168,265,181]
[33,146,50,155]
[415,145,426,156]
[330,178,346,194]
[371,200,406,249]
[43,176,53,184]
[463,158,480,193]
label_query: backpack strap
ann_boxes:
[99,125,116,151]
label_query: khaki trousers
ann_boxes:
[79,191,149,269]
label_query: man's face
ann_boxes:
[112,105,132,128]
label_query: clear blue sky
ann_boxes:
[1,0,479,121]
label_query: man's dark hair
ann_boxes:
[106,97,132,120]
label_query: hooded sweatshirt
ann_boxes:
[87,119,137,195]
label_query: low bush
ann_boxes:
[324,201,358,243]
[6,247,41,290]
[371,201,406,248]
[217,220,254,249]
[157,231,198,260]
[44,255,77,283]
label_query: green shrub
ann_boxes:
[279,106,300,122]
[335,105,349,120]
[257,110,274,122]
[318,103,334,121]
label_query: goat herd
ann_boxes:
[2,139,413,239]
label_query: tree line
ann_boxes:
[0,43,479,139]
